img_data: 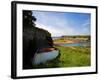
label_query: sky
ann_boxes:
[32,10,91,37]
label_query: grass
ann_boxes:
[56,46,90,67]
[32,46,91,69]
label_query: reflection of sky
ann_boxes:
[32,11,91,37]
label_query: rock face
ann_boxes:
[23,10,55,69]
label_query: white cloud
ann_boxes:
[35,22,78,37]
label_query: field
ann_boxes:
[32,46,91,69]
[55,46,91,67]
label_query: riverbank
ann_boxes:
[53,38,90,46]
[53,35,90,44]
[54,40,88,45]
[54,40,77,44]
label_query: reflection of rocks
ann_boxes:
[23,10,60,69]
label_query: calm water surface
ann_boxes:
[60,42,90,47]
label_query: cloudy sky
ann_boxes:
[32,11,91,37]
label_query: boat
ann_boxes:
[32,48,60,65]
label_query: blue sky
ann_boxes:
[32,11,91,37]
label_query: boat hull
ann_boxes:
[32,50,59,65]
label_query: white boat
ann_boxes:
[32,48,59,65]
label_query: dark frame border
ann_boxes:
[11,1,98,79]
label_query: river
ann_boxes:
[59,42,90,47]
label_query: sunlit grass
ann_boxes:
[32,46,91,69]
[56,46,91,67]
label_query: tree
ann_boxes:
[23,10,36,28]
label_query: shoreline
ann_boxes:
[54,40,81,44]
[53,41,90,47]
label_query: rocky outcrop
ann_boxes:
[23,10,56,69]
[23,26,54,69]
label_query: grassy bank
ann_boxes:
[32,46,91,69]
[55,46,91,67]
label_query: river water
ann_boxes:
[60,42,90,47]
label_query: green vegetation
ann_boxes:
[61,35,90,38]
[33,46,91,69]
[55,46,90,67]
